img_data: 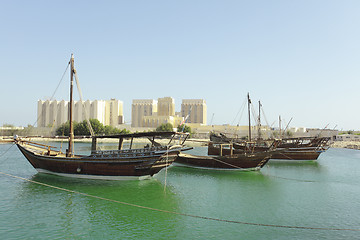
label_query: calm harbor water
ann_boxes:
[0,142,359,239]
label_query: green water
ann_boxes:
[0,143,359,239]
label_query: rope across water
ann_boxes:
[0,170,359,232]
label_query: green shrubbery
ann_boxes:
[155,123,192,135]
[56,119,129,136]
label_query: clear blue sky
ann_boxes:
[1,1,359,131]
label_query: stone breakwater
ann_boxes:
[331,141,360,150]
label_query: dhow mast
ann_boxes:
[67,54,75,157]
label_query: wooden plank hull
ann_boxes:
[17,144,178,180]
[175,152,271,170]
[207,141,277,155]
[208,140,326,161]
[271,149,322,160]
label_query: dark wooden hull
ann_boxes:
[17,144,178,180]
[175,152,271,170]
[209,145,323,160]
[277,137,330,148]
[208,139,327,161]
[271,148,323,160]
[207,143,270,156]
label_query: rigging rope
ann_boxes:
[261,107,270,129]
[31,62,70,129]
[231,98,247,126]
[0,170,359,232]
[74,70,95,137]
[0,143,15,164]
[250,101,258,127]
[45,120,57,146]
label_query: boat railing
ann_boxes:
[18,139,56,149]
[91,145,170,156]
[216,143,233,156]
[17,139,60,155]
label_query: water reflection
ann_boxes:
[13,173,181,238]
[268,159,321,169]
[262,160,324,183]
[168,165,270,182]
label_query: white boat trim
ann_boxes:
[35,168,152,180]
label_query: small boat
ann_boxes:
[270,147,324,160]
[15,54,192,180]
[208,139,280,155]
[175,142,273,170]
[176,93,275,171]
[276,136,331,148]
[209,94,331,161]
[271,137,330,160]
[209,137,330,161]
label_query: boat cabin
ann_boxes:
[90,131,189,154]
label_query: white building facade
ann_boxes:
[37,99,124,127]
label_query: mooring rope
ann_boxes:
[209,156,245,169]
[0,143,16,164]
[0,171,359,232]
[262,172,317,183]
[275,151,298,160]
[263,151,322,182]
[211,156,318,182]
[163,146,169,193]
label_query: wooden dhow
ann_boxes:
[15,54,192,180]
[175,93,276,170]
[209,93,331,161]
[175,142,273,170]
[15,131,191,180]
[270,136,330,160]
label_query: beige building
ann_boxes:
[131,97,184,128]
[181,99,207,125]
[105,99,124,126]
[157,97,175,116]
[131,99,158,127]
[187,124,272,139]
[142,115,183,128]
[37,99,124,127]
